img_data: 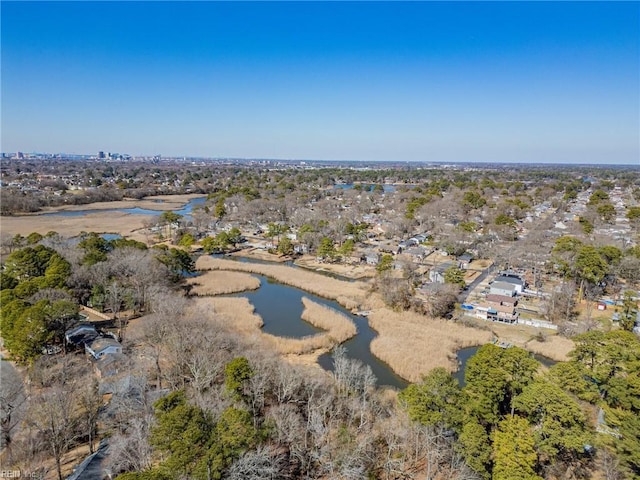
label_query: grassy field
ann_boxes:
[186,270,261,296]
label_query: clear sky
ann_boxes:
[2,1,639,164]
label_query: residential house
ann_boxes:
[458,253,474,269]
[413,233,430,243]
[490,281,517,297]
[485,293,519,324]
[403,246,430,263]
[475,303,518,324]
[294,244,309,254]
[495,274,526,294]
[486,294,518,306]
[365,252,381,265]
[85,337,123,360]
[490,304,519,323]
[65,324,99,348]
[429,261,457,284]
[96,352,126,378]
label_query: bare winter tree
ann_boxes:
[332,346,376,407]
[77,376,102,454]
[421,283,460,318]
[104,416,154,477]
[105,280,126,338]
[598,449,624,480]
[28,386,80,480]
[109,247,172,312]
[226,446,287,480]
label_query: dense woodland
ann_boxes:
[1,162,639,479]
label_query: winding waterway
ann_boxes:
[231,274,408,389]
[42,196,207,218]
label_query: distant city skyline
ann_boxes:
[2,1,639,165]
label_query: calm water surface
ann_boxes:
[232,273,407,389]
[454,345,557,387]
[42,196,206,218]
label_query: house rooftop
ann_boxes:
[490,281,517,293]
[87,337,121,355]
[495,275,525,286]
[487,294,518,304]
[433,261,457,274]
[65,324,98,346]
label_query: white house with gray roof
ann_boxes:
[85,337,122,360]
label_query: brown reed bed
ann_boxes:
[367,307,493,383]
[195,256,366,309]
[186,270,260,296]
[262,297,357,356]
[524,334,574,362]
[194,297,264,333]
[300,297,357,343]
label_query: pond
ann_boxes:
[231,274,407,389]
[42,196,207,219]
[453,345,558,387]
[100,233,123,241]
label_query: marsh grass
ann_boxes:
[195,297,264,333]
[300,297,357,343]
[264,298,357,355]
[367,308,492,382]
[196,256,366,308]
[194,257,505,381]
[186,270,260,296]
[525,335,573,362]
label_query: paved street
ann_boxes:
[0,351,27,452]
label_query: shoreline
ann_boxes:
[2,193,206,216]
[0,194,206,240]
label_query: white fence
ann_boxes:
[518,318,558,330]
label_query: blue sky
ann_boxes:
[2,1,639,164]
